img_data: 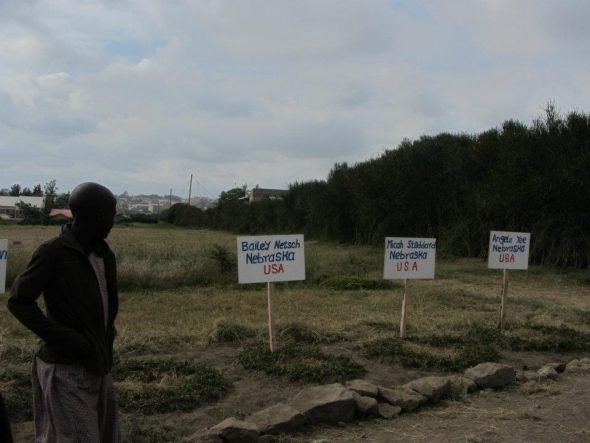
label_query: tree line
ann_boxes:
[162,106,590,268]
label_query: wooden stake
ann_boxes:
[267,282,276,352]
[400,278,408,338]
[499,269,509,331]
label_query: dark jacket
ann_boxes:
[7,224,118,375]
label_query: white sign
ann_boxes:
[488,231,530,270]
[237,234,305,284]
[384,237,436,280]
[0,239,7,294]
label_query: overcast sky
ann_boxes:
[1,0,589,198]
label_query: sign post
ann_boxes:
[384,237,436,338]
[0,239,7,294]
[237,234,305,351]
[488,231,530,331]
[267,282,276,351]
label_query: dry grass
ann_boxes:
[2,223,590,355]
[2,223,590,432]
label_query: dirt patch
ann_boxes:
[10,344,590,442]
[310,372,590,442]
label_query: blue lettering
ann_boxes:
[273,239,301,249]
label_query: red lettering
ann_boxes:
[499,254,515,263]
[396,261,419,272]
[263,264,285,275]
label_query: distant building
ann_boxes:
[0,196,45,218]
[49,209,73,219]
[246,186,288,203]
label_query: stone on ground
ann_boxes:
[545,362,566,373]
[378,387,427,412]
[403,376,452,403]
[566,359,590,373]
[464,362,515,389]
[345,379,379,398]
[352,392,379,417]
[447,375,478,397]
[537,365,559,381]
[516,370,540,382]
[376,403,402,419]
[247,403,305,435]
[207,417,259,443]
[288,383,355,426]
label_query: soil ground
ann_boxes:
[311,372,590,443]
[11,348,590,442]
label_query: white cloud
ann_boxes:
[0,0,589,196]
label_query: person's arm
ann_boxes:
[7,243,93,358]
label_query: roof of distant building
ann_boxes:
[0,196,45,208]
[49,208,72,218]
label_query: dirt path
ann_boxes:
[305,372,590,443]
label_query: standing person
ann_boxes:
[7,182,120,443]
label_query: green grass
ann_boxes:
[114,359,230,414]
[0,368,33,422]
[364,322,590,371]
[206,319,258,344]
[239,345,366,383]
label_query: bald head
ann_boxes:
[70,183,116,215]
[69,182,117,240]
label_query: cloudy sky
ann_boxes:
[1,0,589,198]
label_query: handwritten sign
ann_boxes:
[384,237,436,279]
[237,235,305,284]
[488,231,530,270]
[0,239,7,294]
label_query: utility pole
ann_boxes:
[188,173,193,206]
[169,189,172,208]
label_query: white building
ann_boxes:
[0,196,45,218]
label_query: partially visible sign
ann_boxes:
[237,235,305,284]
[488,231,530,270]
[384,237,436,279]
[0,239,7,294]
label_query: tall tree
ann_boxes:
[9,184,21,196]
[43,180,58,212]
[54,192,71,209]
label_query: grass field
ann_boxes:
[1,224,590,441]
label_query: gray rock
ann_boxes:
[464,363,515,389]
[288,383,355,426]
[208,417,259,443]
[545,362,566,373]
[376,403,402,419]
[352,392,378,417]
[402,376,451,403]
[447,376,478,397]
[565,359,590,373]
[248,403,305,435]
[378,387,427,412]
[516,370,539,382]
[344,379,379,398]
[537,365,559,381]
